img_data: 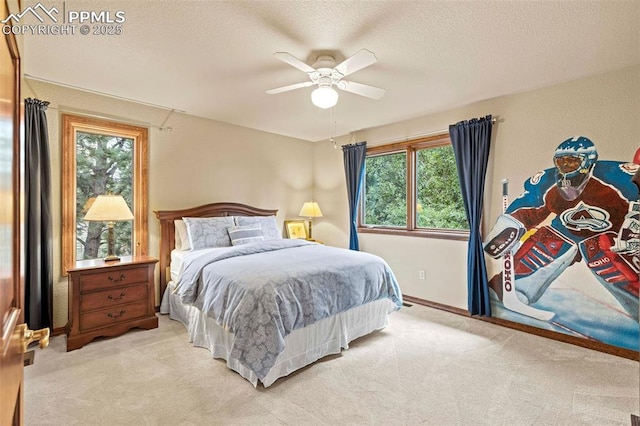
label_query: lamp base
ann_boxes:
[104,222,120,262]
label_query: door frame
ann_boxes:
[0,0,24,423]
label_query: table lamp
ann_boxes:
[299,201,323,240]
[84,194,134,261]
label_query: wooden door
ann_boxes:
[0,0,24,423]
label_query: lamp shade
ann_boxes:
[299,201,323,218]
[311,86,338,109]
[84,195,134,222]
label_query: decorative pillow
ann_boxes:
[235,215,282,241]
[227,226,264,246]
[174,219,191,251]
[182,216,235,250]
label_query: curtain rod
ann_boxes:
[33,104,177,132]
[24,74,186,113]
[368,116,498,146]
[47,105,158,129]
[23,76,178,130]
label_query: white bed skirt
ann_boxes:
[160,282,396,387]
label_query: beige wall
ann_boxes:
[24,80,313,329]
[312,65,640,310]
[28,65,639,328]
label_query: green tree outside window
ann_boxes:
[75,132,134,260]
[362,136,468,233]
[416,146,468,230]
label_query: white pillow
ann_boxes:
[227,226,264,246]
[174,219,191,251]
[182,216,235,250]
[235,215,282,241]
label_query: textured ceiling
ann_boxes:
[22,0,640,142]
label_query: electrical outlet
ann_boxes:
[419,270,425,280]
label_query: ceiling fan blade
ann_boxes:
[273,52,316,74]
[338,80,385,100]
[334,49,378,77]
[266,81,314,94]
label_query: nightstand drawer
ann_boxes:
[80,266,148,292]
[80,283,148,312]
[80,300,149,331]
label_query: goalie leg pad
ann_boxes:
[580,232,639,292]
[580,232,639,320]
[512,226,578,304]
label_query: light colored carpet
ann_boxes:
[24,304,638,425]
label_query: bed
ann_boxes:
[154,202,402,387]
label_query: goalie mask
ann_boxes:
[553,136,598,201]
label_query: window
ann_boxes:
[62,114,148,272]
[360,134,468,239]
[363,152,407,227]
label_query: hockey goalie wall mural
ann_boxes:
[484,136,639,351]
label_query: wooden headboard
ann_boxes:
[154,202,278,296]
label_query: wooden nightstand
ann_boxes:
[66,255,158,351]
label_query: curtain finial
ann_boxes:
[25,98,50,109]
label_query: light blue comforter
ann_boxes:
[174,239,402,382]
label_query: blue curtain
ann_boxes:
[25,98,53,329]
[449,115,493,316]
[342,141,367,250]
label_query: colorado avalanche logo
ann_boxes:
[560,202,612,232]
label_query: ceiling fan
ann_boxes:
[266,49,385,109]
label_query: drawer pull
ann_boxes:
[107,310,126,319]
[108,274,126,283]
[107,292,126,301]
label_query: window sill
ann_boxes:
[357,226,469,241]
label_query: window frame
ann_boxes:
[61,114,149,274]
[358,133,469,241]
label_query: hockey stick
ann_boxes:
[500,179,555,321]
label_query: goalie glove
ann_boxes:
[484,214,526,259]
[611,202,640,255]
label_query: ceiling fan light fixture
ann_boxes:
[311,86,339,109]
